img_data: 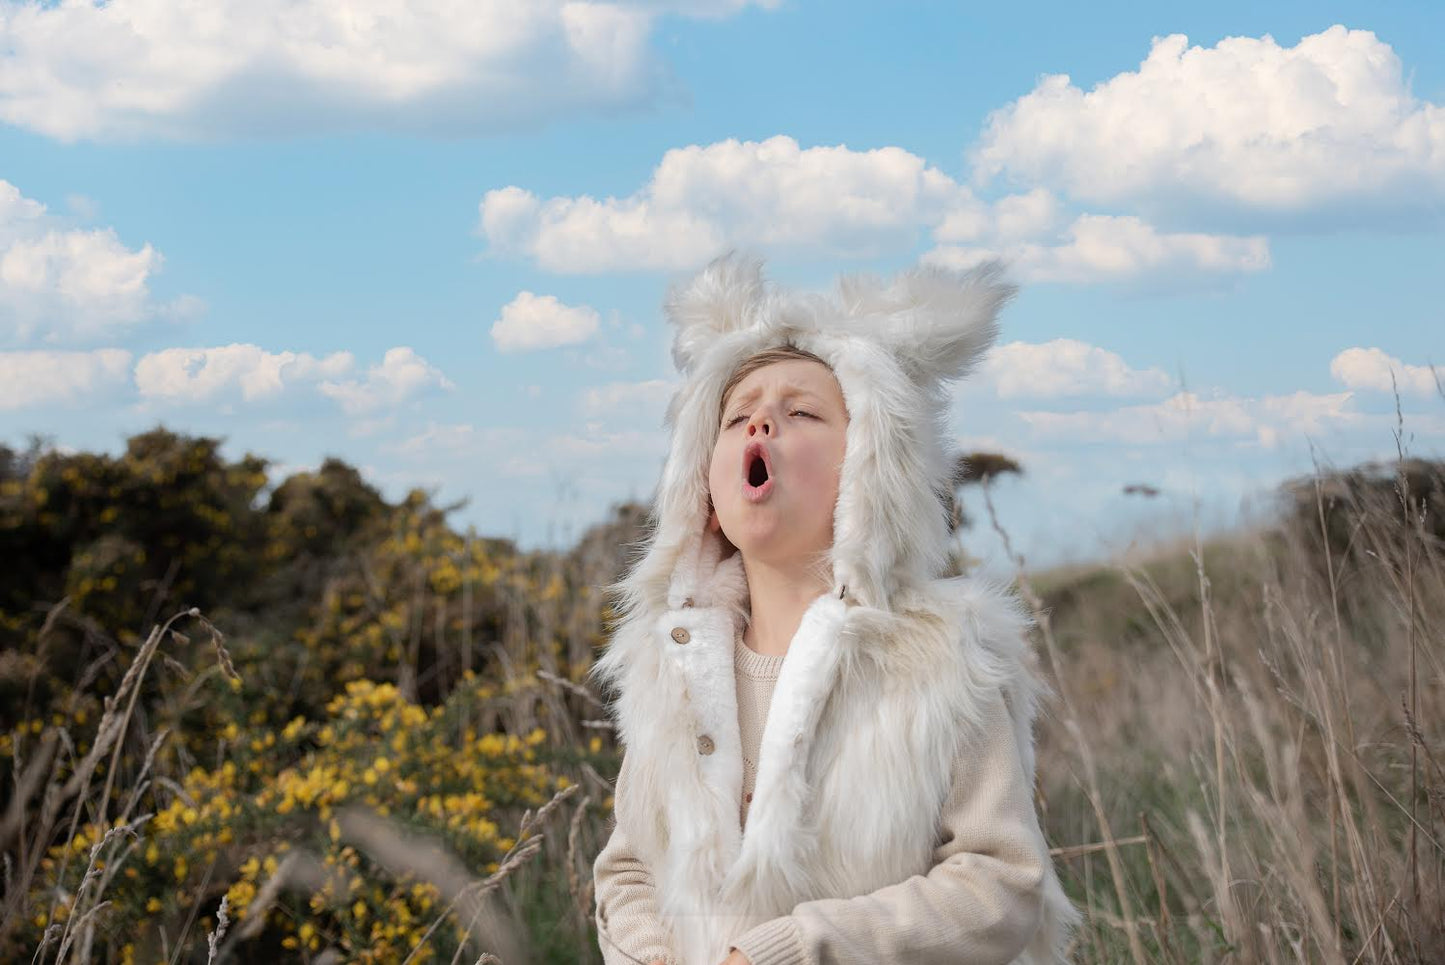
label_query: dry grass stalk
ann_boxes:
[193,614,240,684]
[1138,812,1179,965]
[980,479,1149,965]
[51,814,149,965]
[0,727,59,856]
[224,851,301,945]
[1049,835,1148,861]
[2,607,238,955]
[537,670,605,710]
[205,894,230,965]
[334,802,541,965]
[565,794,595,937]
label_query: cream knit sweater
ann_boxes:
[593,629,1048,965]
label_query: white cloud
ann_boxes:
[0,179,198,343]
[0,349,131,410]
[388,422,486,455]
[479,135,972,271]
[483,138,1271,286]
[547,429,666,459]
[135,343,354,403]
[0,1,771,142]
[0,179,45,225]
[385,423,545,476]
[1017,389,1359,448]
[490,291,601,352]
[959,187,1061,243]
[1330,347,1441,397]
[499,454,549,477]
[926,214,1269,284]
[978,339,1173,399]
[972,26,1445,216]
[581,378,675,418]
[318,346,453,415]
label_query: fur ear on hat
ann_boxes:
[665,251,1012,389]
[664,251,769,374]
[836,261,1015,387]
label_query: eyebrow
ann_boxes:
[723,385,824,414]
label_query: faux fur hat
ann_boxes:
[608,251,1015,622]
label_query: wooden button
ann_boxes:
[670,626,691,645]
[744,792,753,802]
[697,734,715,755]
[682,597,695,608]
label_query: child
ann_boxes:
[588,253,1079,965]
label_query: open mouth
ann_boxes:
[742,441,773,500]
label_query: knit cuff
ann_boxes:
[732,916,809,965]
[595,913,676,965]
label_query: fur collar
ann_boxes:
[590,528,1078,964]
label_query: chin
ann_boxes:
[726,517,826,563]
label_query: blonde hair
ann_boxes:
[717,344,832,426]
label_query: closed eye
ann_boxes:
[724,409,816,428]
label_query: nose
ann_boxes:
[746,408,773,436]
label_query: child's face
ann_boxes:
[707,358,849,568]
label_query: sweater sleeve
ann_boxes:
[593,748,680,965]
[728,689,1048,965]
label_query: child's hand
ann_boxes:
[720,951,753,965]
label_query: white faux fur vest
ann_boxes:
[589,528,1076,965]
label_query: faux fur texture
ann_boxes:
[588,254,1079,964]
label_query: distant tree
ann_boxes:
[0,427,271,647]
[945,450,1024,533]
[0,434,49,481]
[1279,456,1445,559]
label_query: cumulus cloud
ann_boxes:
[317,346,453,415]
[135,343,354,403]
[926,213,1270,284]
[479,135,972,271]
[547,428,666,460]
[1330,347,1442,397]
[1018,389,1358,448]
[977,339,1173,399]
[936,187,1063,244]
[0,0,772,142]
[383,423,553,478]
[490,291,601,351]
[133,343,456,417]
[388,422,486,455]
[0,348,131,410]
[580,378,675,418]
[0,179,199,344]
[972,26,1445,217]
[482,139,1269,286]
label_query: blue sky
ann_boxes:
[2,0,1441,571]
